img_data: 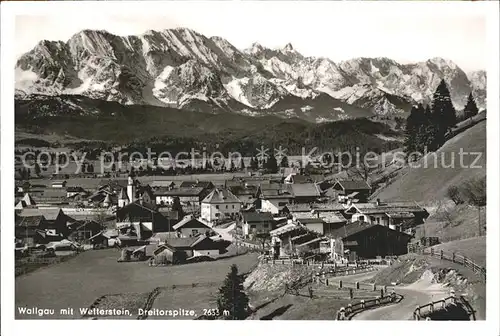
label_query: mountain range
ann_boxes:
[15,27,487,123]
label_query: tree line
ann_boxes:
[404,80,479,159]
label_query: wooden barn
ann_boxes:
[331,220,412,259]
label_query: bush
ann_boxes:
[447,185,465,205]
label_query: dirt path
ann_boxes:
[352,271,449,320]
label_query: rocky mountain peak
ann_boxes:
[15,27,487,121]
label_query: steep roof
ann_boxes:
[173,215,211,230]
[289,183,320,197]
[18,208,63,221]
[202,188,241,204]
[334,180,371,191]
[21,193,36,206]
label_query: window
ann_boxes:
[232,205,235,209]
[215,205,219,210]
[358,215,365,222]
[263,224,269,228]
[376,217,380,224]
[250,225,256,229]
[226,205,228,209]
[192,229,199,235]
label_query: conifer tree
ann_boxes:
[463,92,479,119]
[431,79,456,146]
[216,264,249,320]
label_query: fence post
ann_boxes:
[339,280,343,289]
[380,288,384,298]
[452,252,455,263]
[347,303,352,314]
[449,289,456,304]
[383,285,387,294]
[338,308,346,320]
[430,248,434,256]
[326,278,329,286]
[349,288,353,300]
[440,250,444,260]
[282,259,285,265]
[372,283,376,291]
[360,300,365,309]
[414,306,421,320]
[429,302,434,313]
[355,282,360,290]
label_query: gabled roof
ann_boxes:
[18,208,63,221]
[173,215,211,230]
[242,211,274,223]
[202,188,241,204]
[289,183,321,197]
[333,180,371,191]
[21,193,36,206]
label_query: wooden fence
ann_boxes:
[336,291,403,320]
[413,291,476,321]
[421,248,486,279]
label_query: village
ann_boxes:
[14,158,431,271]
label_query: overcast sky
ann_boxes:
[14,2,487,72]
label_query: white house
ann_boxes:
[200,188,242,224]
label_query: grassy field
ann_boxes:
[425,236,486,267]
[373,120,486,202]
[418,202,486,243]
[15,248,259,319]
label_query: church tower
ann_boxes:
[127,174,135,204]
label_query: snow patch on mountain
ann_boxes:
[224,77,254,107]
